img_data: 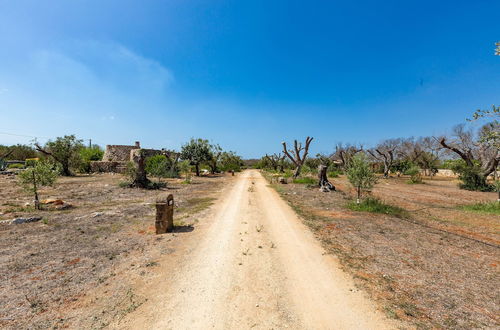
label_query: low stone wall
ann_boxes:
[90,161,128,174]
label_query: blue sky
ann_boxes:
[0,0,499,157]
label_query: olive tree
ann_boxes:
[346,153,378,204]
[439,124,498,190]
[367,139,400,178]
[180,138,211,176]
[35,135,84,176]
[282,136,313,178]
[18,161,58,209]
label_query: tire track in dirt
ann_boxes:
[113,170,397,329]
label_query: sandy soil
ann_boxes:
[113,170,397,329]
[268,173,499,329]
[0,173,230,329]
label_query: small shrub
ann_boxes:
[328,170,341,178]
[79,146,104,173]
[347,154,378,203]
[457,167,493,192]
[405,166,423,184]
[347,197,408,218]
[25,158,39,167]
[292,177,316,185]
[18,161,58,209]
[460,202,500,215]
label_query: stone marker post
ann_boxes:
[155,194,174,234]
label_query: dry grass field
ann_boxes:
[0,173,232,329]
[268,173,499,329]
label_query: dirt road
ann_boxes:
[115,170,395,329]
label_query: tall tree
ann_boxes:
[35,135,84,176]
[282,137,313,178]
[180,138,211,176]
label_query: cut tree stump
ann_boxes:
[155,194,174,234]
[318,165,335,192]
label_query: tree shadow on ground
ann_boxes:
[172,225,194,233]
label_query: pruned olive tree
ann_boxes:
[367,139,400,178]
[332,143,363,170]
[264,153,285,172]
[282,136,313,178]
[439,123,499,190]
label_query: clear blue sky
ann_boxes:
[0,0,499,157]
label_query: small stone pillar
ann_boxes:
[135,141,141,148]
[155,194,174,234]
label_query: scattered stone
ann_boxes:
[0,217,43,225]
[278,177,287,184]
[92,212,104,218]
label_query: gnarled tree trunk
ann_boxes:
[131,149,150,188]
[318,165,335,192]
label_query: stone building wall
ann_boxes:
[91,141,164,173]
[102,142,141,162]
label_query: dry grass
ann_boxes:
[0,172,232,329]
[267,172,500,329]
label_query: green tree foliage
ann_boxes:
[79,145,104,173]
[405,165,423,184]
[207,144,223,174]
[35,135,84,176]
[0,144,37,160]
[178,160,192,183]
[219,151,243,172]
[346,153,378,203]
[391,159,414,177]
[180,138,211,176]
[18,161,58,209]
[145,155,170,182]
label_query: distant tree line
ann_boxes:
[257,107,499,194]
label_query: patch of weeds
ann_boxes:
[118,181,131,188]
[41,218,49,225]
[4,205,36,213]
[384,306,400,320]
[397,301,421,318]
[292,177,316,185]
[347,198,409,218]
[460,201,500,215]
[145,261,159,267]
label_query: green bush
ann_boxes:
[292,177,316,185]
[79,146,104,173]
[405,166,423,184]
[457,167,493,192]
[7,163,24,169]
[347,197,408,218]
[461,202,500,215]
[25,158,38,167]
[328,170,341,178]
